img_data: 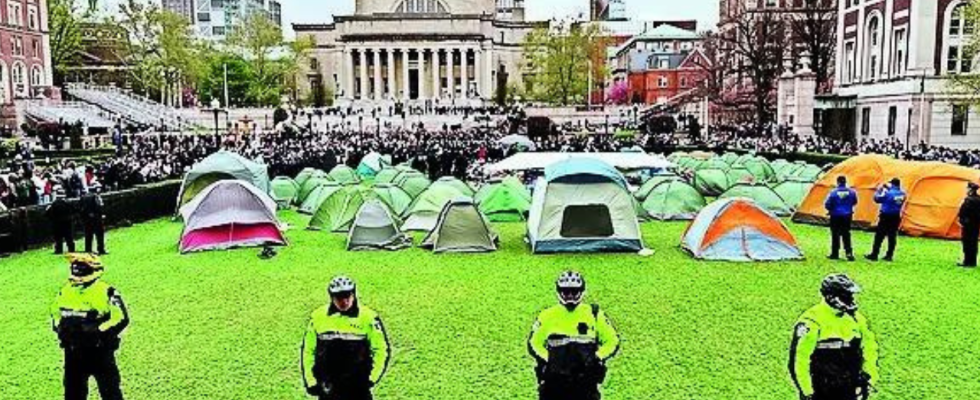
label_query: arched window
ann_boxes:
[865,15,881,80]
[946,3,974,74]
[395,0,447,13]
[31,66,42,87]
[11,62,26,97]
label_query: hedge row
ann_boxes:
[0,180,180,254]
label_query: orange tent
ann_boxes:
[682,198,803,261]
[793,155,980,239]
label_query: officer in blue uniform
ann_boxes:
[825,176,858,261]
[866,178,906,262]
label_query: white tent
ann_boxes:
[487,152,672,173]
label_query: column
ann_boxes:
[373,49,383,100]
[402,48,411,100]
[474,49,483,98]
[484,45,493,99]
[446,49,455,99]
[343,49,354,100]
[461,48,469,98]
[432,48,441,100]
[359,49,368,100]
[387,48,396,99]
[419,49,429,99]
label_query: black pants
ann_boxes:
[962,227,979,266]
[64,348,124,400]
[54,224,76,254]
[539,382,600,400]
[84,220,106,254]
[318,386,372,400]
[870,214,901,258]
[811,386,861,400]
[829,216,853,257]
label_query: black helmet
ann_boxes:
[556,271,585,306]
[328,276,356,296]
[820,273,861,313]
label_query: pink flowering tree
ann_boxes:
[607,81,629,105]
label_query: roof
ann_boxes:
[612,24,701,58]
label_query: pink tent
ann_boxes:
[178,180,286,253]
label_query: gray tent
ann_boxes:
[421,198,498,253]
[346,199,412,251]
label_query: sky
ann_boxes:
[281,0,719,37]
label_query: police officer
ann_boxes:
[790,274,879,400]
[957,182,980,268]
[301,276,390,400]
[866,178,906,262]
[825,176,858,261]
[80,191,107,255]
[47,190,76,255]
[528,271,619,400]
[50,253,130,400]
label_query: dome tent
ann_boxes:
[176,151,270,211]
[308,186,367,232]
[371,184,414,216]
[719,183,793,217]
[346,199,412,251]
[641,180,706,220]
[681,197,803,262]
[634,173,682,201]
[430,176,476,197]
[527,158,643,253]
[329,165,361,184]
[742,158,775,182]
[270,176,300,207]
[421,198,499,253]
[295,168,328,188]
[772,179,813,210]
[473,179,532,222]
[693,168,731,196]
[356,152,392,178]
[298,182,343,215]
[394,173,433,199]
[726,167,756,185]
[178,180,285,253]
[297,176,333,205]
[402,185,466,231]
[374,168,402,184]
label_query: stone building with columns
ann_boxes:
[292,0,545,103]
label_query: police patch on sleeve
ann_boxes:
[109,291,124,307]
[795,323,810,337]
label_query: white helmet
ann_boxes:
[328,276,356,296]
[555,271,585,306]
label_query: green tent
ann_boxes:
[298,176,333,204]
[395,174,433,198]
[641,180,706,220]
[430,176,476,197]
[719,183,793,216]
[346,199,412,251]
[372,184,414,216]
[721,153,740,165]
[308,186,367,232]
[794,164,823,182]
[772,179,813,210]
[634,173,682,201]
[329,165,361,184]
[735,153,755,165]
[742,158,775,182]
[700,158,730,171]
[421,198,498,253]
[176,151,270,210]
[295,168,328,188]
[374,168,401,184]
[402,185,465,231]
[270,176,300,207]
[667,152,689,162]
[299,183,343,215]
[726,167,757,185]
[474,181,532,222]
[693,168,731,196]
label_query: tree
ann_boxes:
[522,21,608,106]
[949,1,980,108]
[788,2,837,93]
[48,0,83,85]
[227,11,283,105]
[715,11,788,128]
[280,34,315,103]
[607,80,629,105]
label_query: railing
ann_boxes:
[64,83,203,131]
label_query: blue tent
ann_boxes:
[527,158,643,253]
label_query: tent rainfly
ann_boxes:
[357,152,392,178]
[329,165,361,184]
[474,180,532,222]
[681,197,803,262]
[421,198,499,253]
[402,185,465,231]
[178,180,286,253]
[176,151,270,211]
[270,177,300,207]
[641,180,706,220]
[298,183,343,215]
[308,186,366,232]
[346,199,412,251]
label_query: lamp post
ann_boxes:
[210,98,221,136]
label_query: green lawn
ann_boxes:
[1,211,978,400]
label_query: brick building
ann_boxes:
[608,24,707,105]
[0,0,52,104]
[829,0,978,147]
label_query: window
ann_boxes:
[766,0,777,7]
[30,66,41,87]
[861,107,871,136]
[12,63,26,96]
[8,3,22,27]
[658,76,668,88]
[31,39,38,58]
[28,7,37,30]
[212,26,226,35]
[12,37,23,57]
[395,0,447,13]
[951,4,965,36]
[310,58,319,71]
[953,104,969,136]
[560,205,613,238]
[845,41,855,83]
[658,59,669,69]
[680,77,688,88]
[946,4,974,75]
[198,12,211,22]
[893,28,907,76]
[888,106,897,136]
[866,16,881,80]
